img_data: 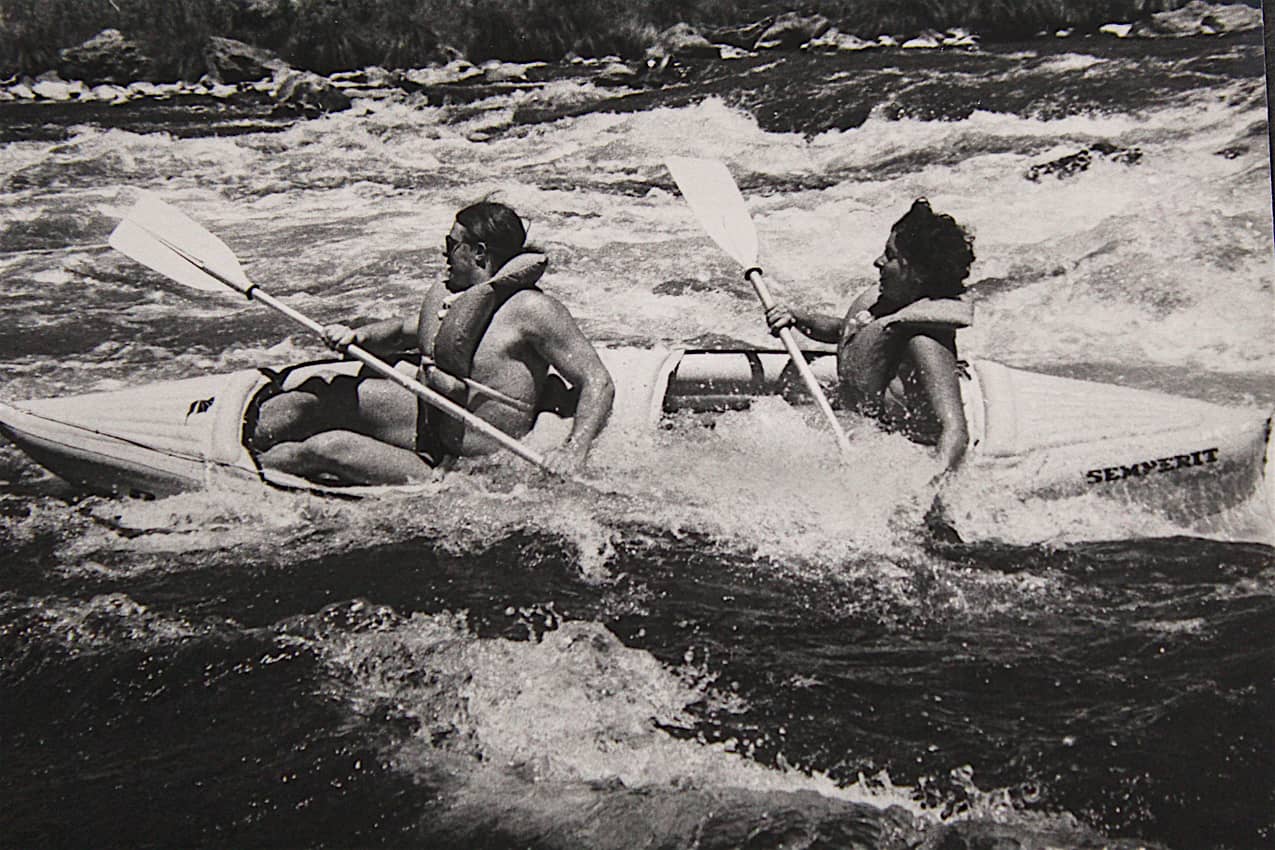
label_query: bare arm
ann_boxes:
[784,307,844,343]
[323,313,418,356]
[768,286,890,345]
[905,335,968,480]
[765,304,843,343]
[524,296,615,474]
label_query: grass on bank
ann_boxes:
[0,0,683,76]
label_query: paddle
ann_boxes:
[108,193,559,475]
[666,157,854,458]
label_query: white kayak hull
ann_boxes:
[0,369,265,498]
[1,348,1271,538]
[613,349,1273,532]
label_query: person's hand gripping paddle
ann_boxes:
[108,193,564,477]
[666,157,854,459]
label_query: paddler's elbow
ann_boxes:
[593,370,616,415]
[538,368,613,419]
[938,420,969,467]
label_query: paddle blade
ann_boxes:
[666,157,759,268]
[109,193,251,294]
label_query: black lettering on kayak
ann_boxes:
[1086,447,1218,485]
[186,397,215,418]
[1120,460,1162,478]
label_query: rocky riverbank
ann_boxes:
[0,1,1262,144]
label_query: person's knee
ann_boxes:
[254,393,321,448]
[260,433,353,476]
[257,441,309,473]
[304,430,354,459]
[303,431,428,484]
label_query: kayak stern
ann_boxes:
[0,370,267,498]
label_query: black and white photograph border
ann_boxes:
[1,2,1272,848]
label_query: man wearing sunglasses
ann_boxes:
[251,201,615,484]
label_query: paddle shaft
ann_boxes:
[664,158,853,458]
[257,291,531,413]
[745,268,854,457]
[170,246,556,473]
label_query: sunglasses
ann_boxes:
[445,235,483,256]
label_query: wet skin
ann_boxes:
[253,222,614,484]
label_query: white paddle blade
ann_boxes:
[109,219,229,293]
[666,157,760,268]
[109,193,251,294]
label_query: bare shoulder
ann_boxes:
[503,289,582,334]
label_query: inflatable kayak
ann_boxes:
[1,347,1271,534]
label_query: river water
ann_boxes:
[1,32,1273,849]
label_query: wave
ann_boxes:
[4,534,1269,848]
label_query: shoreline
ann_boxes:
[1,2,1261,121]
[0,28,1265,147]
[0,26,1264,145]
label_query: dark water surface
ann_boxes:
[2,521,1272,847]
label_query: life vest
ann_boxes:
[836,295,967,416]
[419,253,548,460]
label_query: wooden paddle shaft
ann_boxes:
[744,269,854,458]
[743,267,780,310]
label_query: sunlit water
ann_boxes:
[2,35,1273,849]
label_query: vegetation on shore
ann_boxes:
[0,0,1261,79]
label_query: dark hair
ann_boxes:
[890,198,975,297]
[455,201,527,269]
